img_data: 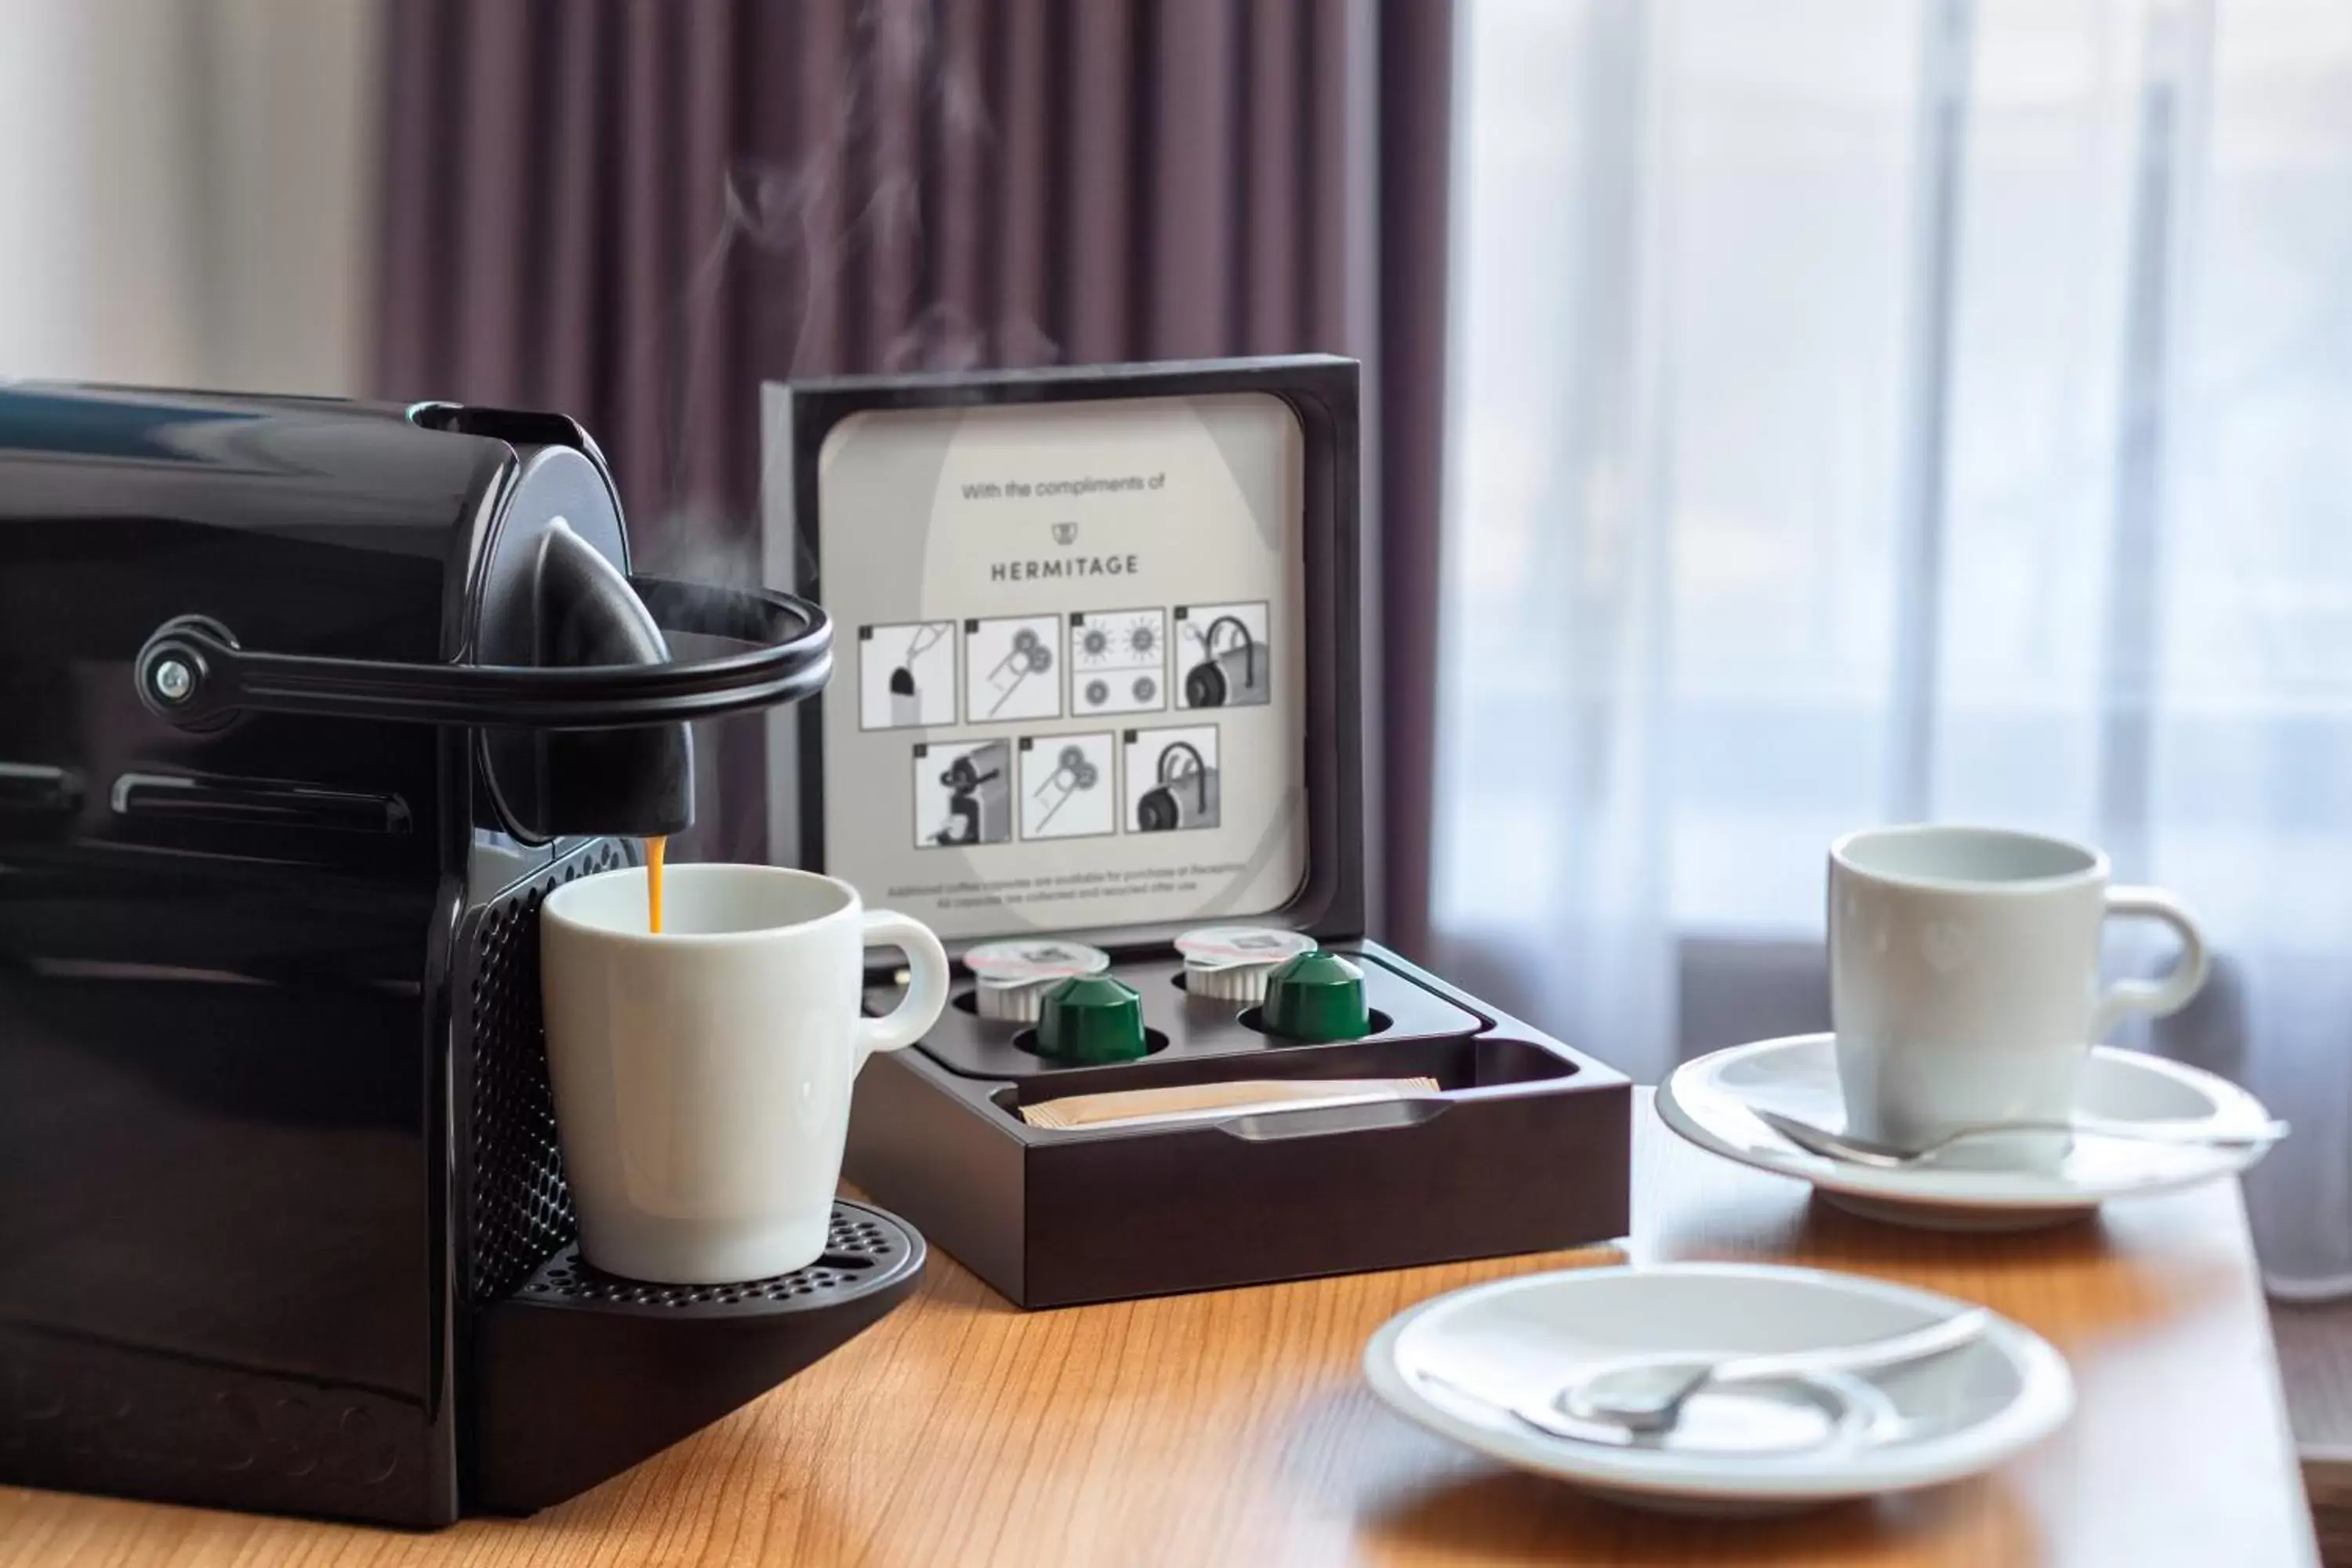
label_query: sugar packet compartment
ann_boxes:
[1022,1076,1442,1131]
[964,938,1112,1022]
[1175,926,1319,1003]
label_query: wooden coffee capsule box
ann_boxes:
[762,356,1630,1308]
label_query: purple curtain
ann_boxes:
[376,0,1451,954]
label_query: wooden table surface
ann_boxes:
[0,1091,2313,1566]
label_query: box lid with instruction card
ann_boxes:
[760,356,1362,952]
[762,355,1628,1312]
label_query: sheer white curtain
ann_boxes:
[1435,0,2352,1288]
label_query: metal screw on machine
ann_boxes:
[151,658,194,703]
[131,613,246,726]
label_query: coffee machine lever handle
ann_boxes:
[133,577,833,728]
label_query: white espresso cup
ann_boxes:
[539,862,949,1283]
[1828,824,2209,1152]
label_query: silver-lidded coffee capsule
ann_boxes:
[964,938,1112,1022]
[1174,925,1318,1002]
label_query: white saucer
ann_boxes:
[1363,1262,2072,1515]
[1657,1034,2278,1231]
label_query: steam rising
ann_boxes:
[650,0,1058,865]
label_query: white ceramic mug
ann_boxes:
[1828,824,2208,1151]
[539,862,949,1283]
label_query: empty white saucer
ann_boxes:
[1657,1034,2278,1231]
[1364,1262,2071,1515]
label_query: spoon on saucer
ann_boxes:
[1416,1307,1988,1443]
[1560,1306,1991,1435]
[1751,1107,2289,1171]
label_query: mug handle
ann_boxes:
[856,909,951,1070]
[2092,886,2209,1039]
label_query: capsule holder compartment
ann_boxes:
[912,949,1477,1087]
[844,938,1630,1309]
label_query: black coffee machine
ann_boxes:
[0,385,924,1526]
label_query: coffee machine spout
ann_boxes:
[504,519,692,840]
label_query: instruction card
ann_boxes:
[797,392,1306,940]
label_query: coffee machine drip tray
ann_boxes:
[469,1201,923,1515]
[511,1204,915,1314]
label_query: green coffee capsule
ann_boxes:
[1260,949,1371,1043]
[1034,974,1149,1064]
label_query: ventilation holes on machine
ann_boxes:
[459,839,631,1304]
